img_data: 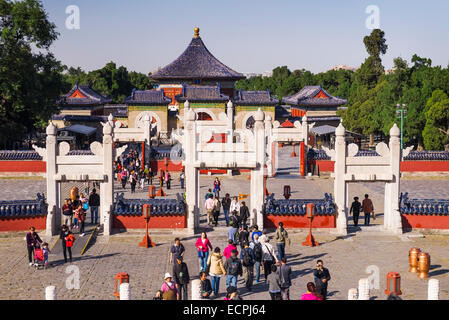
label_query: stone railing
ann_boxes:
[264,193,335,216]
[0,193,47,217]
[400,192,449,215]
[113,194,186,216]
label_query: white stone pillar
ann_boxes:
[358,278,370,300]
[334,123,347,235]
[348,288,358,300]
[45,285,57,300]
[251,108,266,230]
[226,100,234,176]
[428,279,439,300]
[45,122,59,236]
[101,122,114,236]
[301,116,309,175]
[119,283,130,300]
[387,124,402,234]
[143,114,151,164]
[191,279,202,300]
[265,116,273,177]
[184,108,199,235]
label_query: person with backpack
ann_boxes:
[224,249,242,289]
[240,242,255,291]
[260,237,278,281]
[212,196,221,227]
[250,234,263,283]
[277,257,292,300]
[173,256,190,300]
[238,226,250,250]
[207,247,227,297]
[275,222,289,261]
[160,273,179,300]
[222,193,231,226]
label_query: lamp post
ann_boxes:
[396,104,407,150]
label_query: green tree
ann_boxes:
[422,90,449,150]
[0,0,64,145]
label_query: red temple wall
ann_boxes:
[0,216,46,232]
[113,214,187,229]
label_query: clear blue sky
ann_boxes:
[42,0,449,75]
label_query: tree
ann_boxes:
[422,90,449,150]
[0,0,64,145]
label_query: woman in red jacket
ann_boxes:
[196,232,213,272]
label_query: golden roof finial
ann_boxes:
[194,27,200,38]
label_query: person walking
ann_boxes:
[300,282,323,300]
[139,168,146,189]
[161,273,179,300]
[77,204,86,237]
[362,194,375,225]
[277,257,292,300]
[61,199,73,230]
[223,239,238,260]
[222,193,231,226]
[227,223,238,244]
[239,201,250,229]
[173,256,190,300]
[130,172,137,193]
[212,196,221,227]
[261,237,278,281]
[230,196,240,218]
[166,171,171,190]
[205,194,215,226]
[275,222,289,261]
[179,170,185,189]
[207,247,227,297]
[205,189,214,201]
[251,225,263,242]
[213,177,221,198]
[60,225,73,263]
[240,242,255,291]
[26,226,42,266]
[250,234,263,283]
[224,249,242,289]
[313,260,331,300]
[267,264,282,300]
[120,169,127,189]
[169,238,185,265]
[195,232,213,272]
[238,226,250,250]
[88,188,100,225]
[350,196,362,227]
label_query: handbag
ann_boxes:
[83,202,89,210]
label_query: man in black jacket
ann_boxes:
[224,249,243,288]
[200,271,212,299]
[88,188,100,225]
[173,256,190,300]
[277,257,292,300]
[239,201,250,229]
[313,259,331,300]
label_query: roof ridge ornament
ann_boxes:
[194,27,200,38]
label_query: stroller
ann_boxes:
[33,246,46,269]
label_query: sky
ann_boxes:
[42,0,449,75]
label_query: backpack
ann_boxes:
[229,259,240,276]
[253,242,262,262]
[242,249,253,267]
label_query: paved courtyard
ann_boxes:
[0,148,449,300]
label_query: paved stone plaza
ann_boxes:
[1,168,449,300]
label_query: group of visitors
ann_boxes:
[350,194,375,227]
[156,222,330,301]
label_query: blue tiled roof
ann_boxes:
[51,115,108,122]
[264,193,335,216]
[0,194,47,217]
[59,83,112,106]
[283,85,347,107]
[233,90,279,105]
[176,84,229,102]
[123,89,171,105]
[114,194,186,216]
[0,150,43,160]
[150,36,245,81]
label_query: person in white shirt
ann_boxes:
[259,236,278,281]
[205,194,215,226]
[230,197,240,216]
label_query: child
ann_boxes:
[42,242,50,268]
[73,205,79,229]
[77,204,86,237]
